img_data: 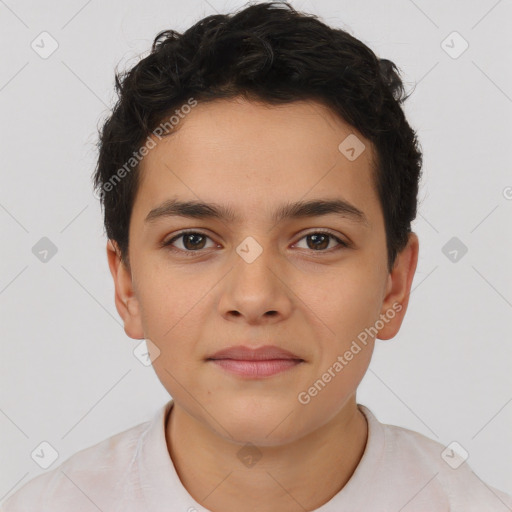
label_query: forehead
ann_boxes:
[133,97,381,226]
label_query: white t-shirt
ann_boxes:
[1,400,511,511]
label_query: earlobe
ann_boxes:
[376,232,419,340]
[106,240,145,340]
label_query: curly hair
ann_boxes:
[93,1,422,273]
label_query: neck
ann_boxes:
[165,397,368,512]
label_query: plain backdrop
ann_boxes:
[1,0,511,503]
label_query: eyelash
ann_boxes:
[161,229,349,256]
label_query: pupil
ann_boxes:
[185,233,205,250]
[309,234,328,250]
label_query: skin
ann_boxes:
[107,96,419,512]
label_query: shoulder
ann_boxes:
[0,419,151,512]
[379,417,512,511]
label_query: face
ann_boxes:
[107,96,418,446]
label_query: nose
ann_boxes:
[218,241,294,325]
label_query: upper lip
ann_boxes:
[207,345,303,361]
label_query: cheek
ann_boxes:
[135,261,199,334]
[300,267,383,340]
[135,268,212,374]
[137,282,173,338]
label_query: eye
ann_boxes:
[293,231,349,252]
[162,229,349,256]
[162,231,217,255]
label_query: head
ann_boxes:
[95,1,421,445]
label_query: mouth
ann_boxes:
[206,345,305,378]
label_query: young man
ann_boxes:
[2,2,511,511]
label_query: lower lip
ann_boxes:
[209,359,303,378]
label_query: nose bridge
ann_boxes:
[218,233,293,321]
[232,234,279,287]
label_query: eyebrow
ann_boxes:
[144,198,369,227]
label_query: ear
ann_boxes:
[106,240,145,340]
[376,232,419,340]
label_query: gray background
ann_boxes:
[1,0,511,503]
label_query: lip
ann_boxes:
[207,345,304,378]
[208,345,302,361]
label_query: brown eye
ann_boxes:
[162,229,349,257]
[306,233,330,250]
[163,231,215,253]
[294,231,348,252]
